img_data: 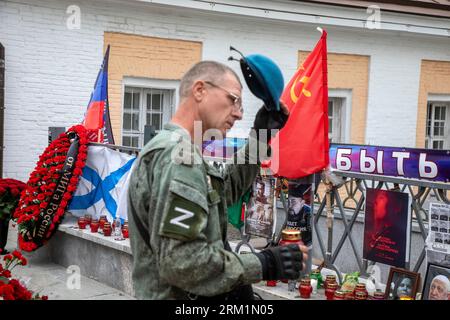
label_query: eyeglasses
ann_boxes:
[204,81,243,114]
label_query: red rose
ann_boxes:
[3,254,13,261]
[42,295,48,300]
[20,257,27,266]
[39,202,48,209]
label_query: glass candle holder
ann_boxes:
[266,280,277,287]
[90,219,99,233]
[84,214,92,226]
[99,215,107,230]
[325,282,338,300]
[299,278,312,299]
[103,222,112,236]
[324,275,337,290]
[354,283,368,299]
[122,227,129,239]
[333,290,345,300]
[78,217,87,229]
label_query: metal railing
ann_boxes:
[85,141,450,282]
[312,170,450,283]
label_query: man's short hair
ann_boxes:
[179,61,241,99]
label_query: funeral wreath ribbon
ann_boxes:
[13,125,88,251]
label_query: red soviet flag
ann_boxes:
[268,30,329,178]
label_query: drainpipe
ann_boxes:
[0,43,4,178]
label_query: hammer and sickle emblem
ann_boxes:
[290,74,311,103]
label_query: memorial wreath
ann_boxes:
[13,125,88,251]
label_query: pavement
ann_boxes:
[2,222,135,300]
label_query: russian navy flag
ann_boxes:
[68,145,136,222]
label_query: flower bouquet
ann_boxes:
[0,179,26,221]
[0,249,48,300]
[0,179,26,253]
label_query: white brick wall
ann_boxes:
[1,0,449,180]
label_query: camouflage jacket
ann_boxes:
[127,123,265,299]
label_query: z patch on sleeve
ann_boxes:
[159,180,208,241]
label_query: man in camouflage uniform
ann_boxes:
[127,61,308,299]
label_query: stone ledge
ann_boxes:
[58,215,131,255]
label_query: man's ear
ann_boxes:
[192,80,205,102]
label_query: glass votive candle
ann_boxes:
[90,219,99,233]
[78,217,87,229]
[103,222,112,236]
[266,280,277,287]
[84,214,92,225]
[99,215,107,230]
[122,227,129,239]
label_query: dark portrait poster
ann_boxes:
[363,188,411,268]
[245,176,276,239]
[286,182,313,246]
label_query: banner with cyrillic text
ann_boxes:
[329,144,450,183]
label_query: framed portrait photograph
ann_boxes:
[422,263,450,300]
[385,267,421,300]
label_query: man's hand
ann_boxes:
[255,243,309,281]
[253,100,289,143]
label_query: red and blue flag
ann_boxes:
[83,45,115,144]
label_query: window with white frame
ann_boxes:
[328,97,344,143]
[425,102,450,150]
[122,86,175,148]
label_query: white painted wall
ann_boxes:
[1,0,449,180]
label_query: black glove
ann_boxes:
[254,244,303,281]
[252,104,289,143]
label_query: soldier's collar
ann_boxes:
[164,123,192,141]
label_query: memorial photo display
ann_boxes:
[363,188,411,268]
[427,203,450,252]
[244,176,276,239]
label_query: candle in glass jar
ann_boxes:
[122,226,129,239]
[354,283,368,299]
[333,290,345,300]
[84,214,92,225]
[355,291,368,300]
[372,290,385,300]
[325,282,338,300]
[279,229,302,283]
[99,215,107,230]
[299,278,312,299]
[266,280,277,287]
[103,222,112,236]
[90,219,99,233]
[78,217,87,229]
[324,274,337,289]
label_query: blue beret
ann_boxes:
[239,54,284,112]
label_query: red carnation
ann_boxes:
[2,270,12,278]
[20,257,27,266]
[37,194,46,201]
[12,250,22,259]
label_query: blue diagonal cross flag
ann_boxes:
[68,145,136,222]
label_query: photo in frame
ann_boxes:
[427,203,450,253]
[422,263,450,300]
[363,188,412,268]
[286,182,313,246]
[244,176,276,239]
[384,267,420,300]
